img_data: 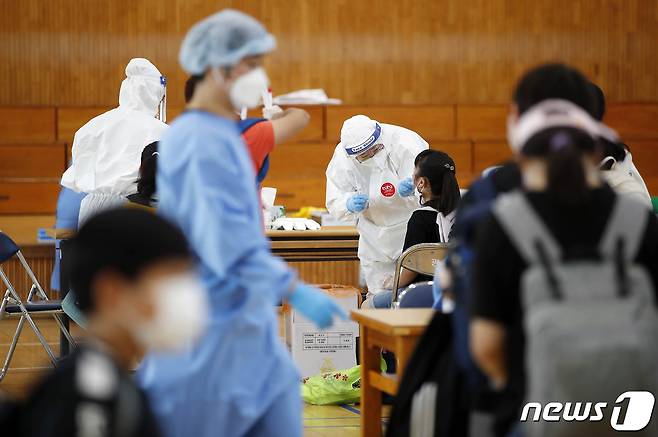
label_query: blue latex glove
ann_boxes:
[346,194,369,213]
[398,177,415,197]
[289,283,348,329]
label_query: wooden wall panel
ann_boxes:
[0,183,60,214]
[429,140,474,187]
[473,142,513,175]
[2,0,657,107]
[326,105,454,142]
[623,140,658,195]
[0,144,66,178]
[0,108,56,143]
[262,142,334,209]
[57,107,111,144]
[605,104,658,140]
[457,105,508,141]
[247,106,325,141]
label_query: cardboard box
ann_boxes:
[285,284,360,378]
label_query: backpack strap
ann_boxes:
[599,195,648,262]
[494,191,564,299]
[493,191,562,265]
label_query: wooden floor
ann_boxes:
[304,404,389,436]
[1,315,389,436]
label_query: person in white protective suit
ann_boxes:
[326,115,428,296]
[589,81,652,209]
[61,58,168,224]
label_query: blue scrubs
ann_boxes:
[50,187,86,292]
[136,111,301,437]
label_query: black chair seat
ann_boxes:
[5,300,63,313]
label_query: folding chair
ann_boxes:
[390,243,450,307]
[0,231,76,382]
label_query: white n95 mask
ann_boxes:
[229,67,270,110]
[132,274,209,352]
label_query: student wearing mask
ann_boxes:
[135,10,345,437]
[185,75,310,185]
[326,115,428,298]
[362,149,461,308]
[469,64,658,437]
[15,208,208,437]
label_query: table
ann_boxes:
[2,214,360,359]
[351,309,435,437]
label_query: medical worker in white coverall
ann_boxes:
[61,58,168,224]
[326,115,428,297]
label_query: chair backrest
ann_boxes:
[0,232,19,264]
[391,243,450,301]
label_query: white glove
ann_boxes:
[271,218,321,231]
[262,105,284,120]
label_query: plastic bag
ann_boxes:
[301,358,387,405]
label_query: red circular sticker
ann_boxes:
[380,182,396,198]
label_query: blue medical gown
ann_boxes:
[135,111,299,437]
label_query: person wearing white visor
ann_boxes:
[61,58,168,224]
[326,115,428,297]
[135,9,346,437]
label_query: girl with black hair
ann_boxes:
[362,149,461,308]
[469,64,658,437]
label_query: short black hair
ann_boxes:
[68,208,190,313]
[513,63,596,117]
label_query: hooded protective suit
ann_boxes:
[61,58,167,200]
[326,116,428,294]
[601,150,652,209]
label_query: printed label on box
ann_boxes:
[302,332,354,351]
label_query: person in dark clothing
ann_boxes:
[15,209,208,437]
[363,149,461,308]
[127,141,159,207]
[469,64,658,437]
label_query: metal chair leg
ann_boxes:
[53,313,76,350]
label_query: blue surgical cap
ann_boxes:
[179,9,276,75]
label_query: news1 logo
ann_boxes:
[520,391,655,431]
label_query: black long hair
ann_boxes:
[513,64,599,206]
[136,141,158,202]
[414,149,461,215]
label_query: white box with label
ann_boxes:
[285,285,360,378]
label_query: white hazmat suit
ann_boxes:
[326,115,428,295]
[61,58,168,223]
